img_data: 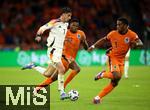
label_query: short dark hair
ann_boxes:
[117,17,129,25]
[70,18,79,23]
[61,7,72,14]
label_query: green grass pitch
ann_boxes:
[0,66,150,110]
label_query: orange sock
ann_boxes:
[102,71,114,79]
[98,83,114,98]
[64,70,77,88]
[36,77,53,91]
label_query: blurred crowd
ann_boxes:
[0,0,150,50]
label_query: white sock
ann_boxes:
[124,61,129,78]
[58,74,65,94]
[33,66,46,74]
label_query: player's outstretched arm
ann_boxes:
[35,24,50,42]
[37,24,50,35]
[82,34,89,50]
[83,40,89,50]
[35,19,57,42]
[88,36,107,51]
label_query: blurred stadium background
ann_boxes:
[0,0,149,66]
[0,0,150,110]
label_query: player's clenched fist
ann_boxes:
[88,45,95,52]
[35,35,42,42]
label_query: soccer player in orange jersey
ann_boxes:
[63,18,89,88]
[22,18,88,95]
[88,17,143,104]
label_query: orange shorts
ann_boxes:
[108,57,124,75]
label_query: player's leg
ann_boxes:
[52,53,67,99]
[43,65,56,77]
[124,49,130,78]
[36,61,68,90]
[42,56,70,88]
[34,57,70,94]
[21,62,56,78]
[97,73,121,97]
[94,71,114,80]
[93,71,121,104]
[21,62,46,75]
[35,56,69,92]
[94,57,115,80]
[37,47,58,78]
[56,61,69,99]
[93,58,122,104]
[50,48,70,100]
[56,62,65,89]
[34,63,64,92]
[124,57,129,78]
[93,81,114,104]
[38,66,58,86]
[33,69,58,95]
[33,64,58,93]
[64,60,80,89]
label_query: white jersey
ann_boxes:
[46,19,68,49]
[45,19,68,63]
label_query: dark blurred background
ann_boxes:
[0,0,150,50]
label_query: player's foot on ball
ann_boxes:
[60,92,69,100]
[93,96,101,104]
[21,62,36,70]
[94,70,105,81]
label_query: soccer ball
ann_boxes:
[68,90,79,101]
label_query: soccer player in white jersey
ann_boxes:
[34,7,72,99]
[124,49,130,78]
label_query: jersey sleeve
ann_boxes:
[81,31,86,39]
[130,31,139,42]
[46,19,59,29]
[106,31,114,40]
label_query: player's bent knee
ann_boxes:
[51,76,57,81]
[60,66,66,74]
[59,69,65,74]
[111,78,121,87]
[58,67,65,74]
[75,67,80,73]
[43,70,55,77]
[111,80,118,87]
[43,72,52,77]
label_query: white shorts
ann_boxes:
[47,47,53,65]
[47,47,62,63]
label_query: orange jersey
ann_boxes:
[107,29,138,59]
[63,29,85,59]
